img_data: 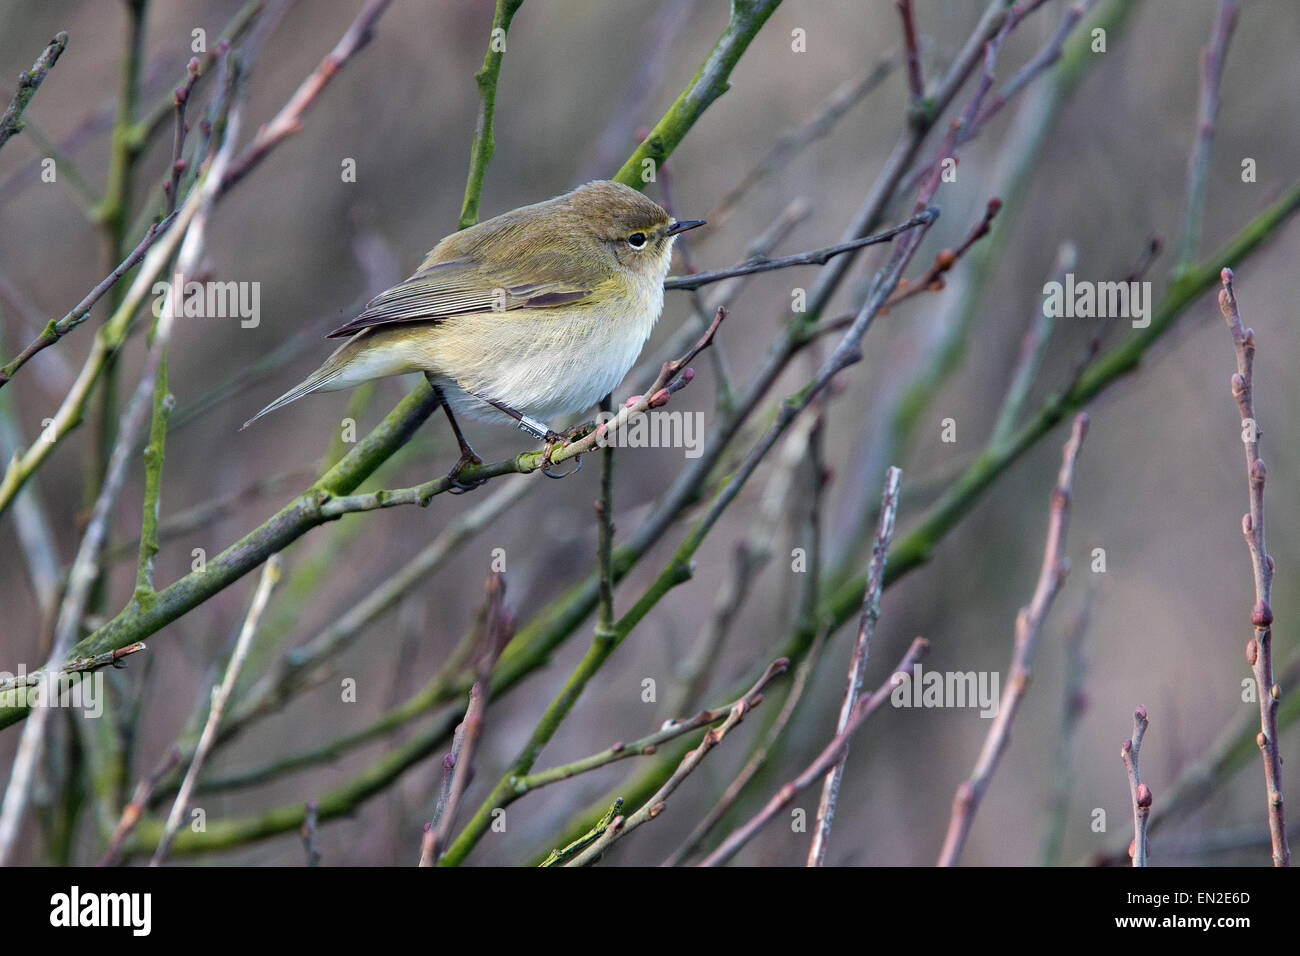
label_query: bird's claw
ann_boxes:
[541,439,582,479]
[446,451,487,494]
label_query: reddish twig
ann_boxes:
[1219,268,1289,867]
[163,57,203,215]
[97,745,181,867]
[218,0,394,198]
[420,682,487,865]
[1122,705,1152,867]
[901,0,1081,196]
[884,198,1001,309]
[968,0,1083,137]
[700,637,930,867]
[937,412,1088,866]
[895,0,926,106]
[420,573,512,866]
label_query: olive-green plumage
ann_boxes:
[244,181,704,433]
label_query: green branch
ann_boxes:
[437,554,694,865]
[134,346,170,599]
[613,0,782,190]
[0,31,69,154]
[0,383,441,731]
[457,0,525,230]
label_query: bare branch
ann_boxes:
[701,637,930,866]
[1122,705,1152,867]
[807,466,902,866]
[937,412,1088,866]
[1219,267,1289,867]
[562,659,789,866]
[0,32,69,153]
[1178,1,1239,271]
[153,555,282,865]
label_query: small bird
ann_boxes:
[244,180,704,483]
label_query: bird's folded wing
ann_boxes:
[326,248,607,338]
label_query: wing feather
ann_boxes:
[326,242,610,338]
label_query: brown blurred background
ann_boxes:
[0,0,1297,865]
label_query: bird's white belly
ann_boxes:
[443,279,663,428]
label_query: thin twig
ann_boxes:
[0,643,147,699]
[663,211,936,291]
[520,657,788,798]
[219,0,393,198]
[991,241,1077,444]
[301,800,321,865]
[895,0,925,106]
[808,466,902,866]
[416,572,511,865]
[661,634,825,866]
[595,394,616,640]
[420,682,487,864]
[937,412,1088,866]
[700,637,930,866]
[704,54,897,227]
[1177,1,1239,271]
[97,745,181,867]
[163,57,203,215]
[0,32,69,153]
[562,659,790,866]
[1122,705,1152,867]
[900,0,1089,196]
[881,198,1001,309]
[0,210,181,389]
[421,723,465,867]
[1040,584,1092,866]
[1219,267,1289,867]
[153,555,282,864]
[538,800,623,867]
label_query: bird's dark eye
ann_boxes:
[627,232,647,249]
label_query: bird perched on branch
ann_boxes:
[244,180,704,485]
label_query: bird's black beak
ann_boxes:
[666,219,706,236]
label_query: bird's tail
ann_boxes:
[241,361,344,430]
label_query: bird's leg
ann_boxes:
[428,379,486,494]
[477,394,583,479]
